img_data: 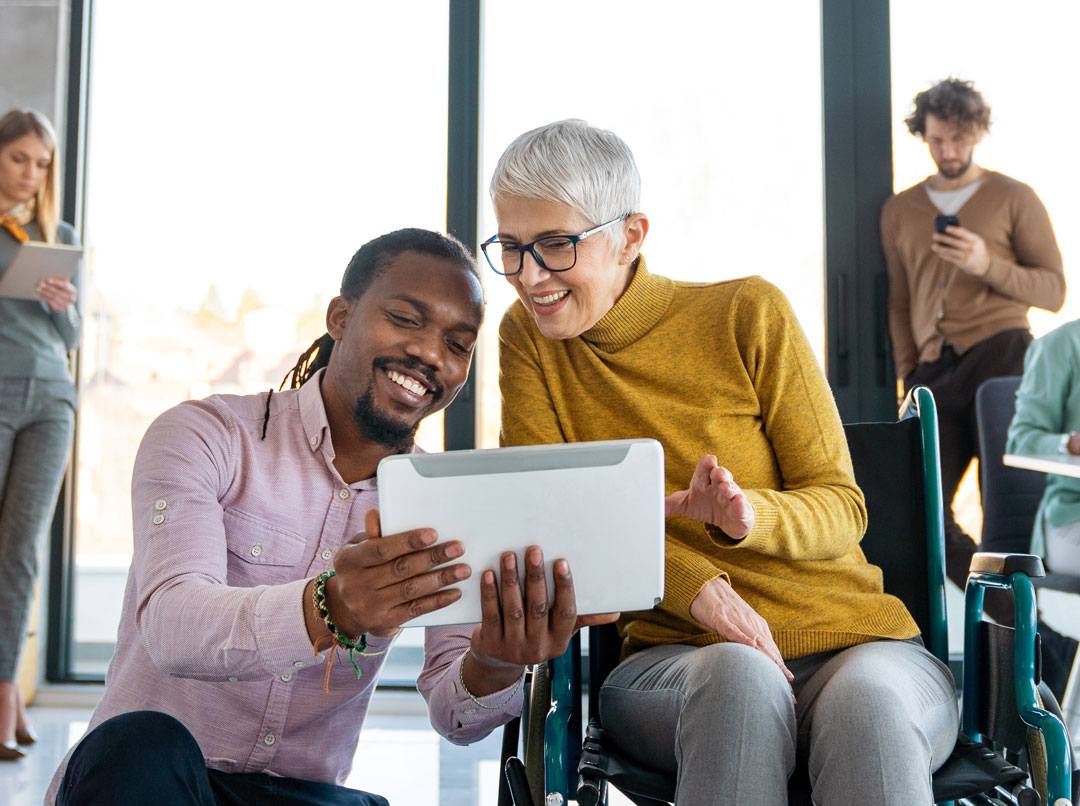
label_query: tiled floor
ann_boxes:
[0,694,634,806]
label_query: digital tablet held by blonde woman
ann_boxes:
[0,241,83,300]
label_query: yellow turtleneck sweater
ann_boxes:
[498,258,919,660]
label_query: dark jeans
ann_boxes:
[57,711,389,806]
[907,328,1032,626]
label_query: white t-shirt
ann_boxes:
[926,179,984,215]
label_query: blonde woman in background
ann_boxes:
[0,109,82,761]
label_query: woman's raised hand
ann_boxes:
[665,454,755,539]
[690,576,793,683]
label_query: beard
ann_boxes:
[352,387,418,452]
[938,154,973,180]
[351,356,443,453]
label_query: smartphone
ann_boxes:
[934,214,960,234]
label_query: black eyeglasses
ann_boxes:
[480,215,627,276]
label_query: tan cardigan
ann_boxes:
[498,260,919,660]
[881,170,1065,379]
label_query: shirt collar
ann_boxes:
[299,367,332,454]
[297,367,424,491]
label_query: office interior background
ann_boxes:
[2,0,1079,803]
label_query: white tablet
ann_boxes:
[376,438,666,628]
[0,242,83,300]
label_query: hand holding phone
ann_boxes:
[934,214,960,234]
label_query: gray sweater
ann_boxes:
[0,219,82,381]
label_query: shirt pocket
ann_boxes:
[223,507,308,586]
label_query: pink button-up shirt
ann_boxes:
[48,371,522,802]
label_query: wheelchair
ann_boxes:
[499,387,1077,806]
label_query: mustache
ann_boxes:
[372,355,443,398]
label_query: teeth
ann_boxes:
[533,290,569,305]
[386,369,427,396]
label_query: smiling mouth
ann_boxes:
[385,369,430,397]
[532,290,570,306]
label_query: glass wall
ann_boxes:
[890,1,1080,646]
[476,0,825,448]
[890,1,1079,335]
[73,0,449,676]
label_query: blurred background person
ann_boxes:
[0,109,82,761]
[1008,319,1080,576]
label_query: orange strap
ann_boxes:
[0,216,30,243]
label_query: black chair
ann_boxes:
[500,387,1076,805]
[976,375,1080,596]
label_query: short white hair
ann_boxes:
[489,119,641,247]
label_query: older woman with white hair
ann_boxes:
[484,119,958,804]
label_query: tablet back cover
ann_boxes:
[376,438,665,627]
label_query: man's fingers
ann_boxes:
[549,559,577,632]
[388,587,463,624]
[364,508,382,539]
[499,552,526,643]
[384,541,464,582]
[477,569,503,634]
[384,562,470,607]
[352,528,440,567]
[523,547,551,629]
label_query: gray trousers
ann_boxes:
[0,378,75,680]
[600,639,958,805]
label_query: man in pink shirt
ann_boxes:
[49,228,599,805]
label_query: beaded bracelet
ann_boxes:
[313,569,382,680]
[458,650,525,711]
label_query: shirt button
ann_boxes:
[338,488,350,499]
[936,310,944,319]
[154,499,167,511]
[152,513,166,525]
[464,707,477,715]
[310,436,319,447]
[250,544,263,558]
[227,676,238,682]
[293,661,305,668]
[263,733,276,746]
[280,673,293,682]
[320,549,333,561]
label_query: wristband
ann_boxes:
[313,570,383,681]
[458,650,524,711]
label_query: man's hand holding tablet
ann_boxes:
[464,546,619,696]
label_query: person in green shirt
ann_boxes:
[1007,318,1080,574]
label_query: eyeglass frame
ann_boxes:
[480,214,629,276]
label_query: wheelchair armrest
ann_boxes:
[970,552,1045,579]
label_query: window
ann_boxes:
[73,0,449,676]
[477,1,824,447]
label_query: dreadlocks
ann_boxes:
[282,333,335,391]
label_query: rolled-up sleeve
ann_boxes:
[131,399,329,681]
[418,625,524,745]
